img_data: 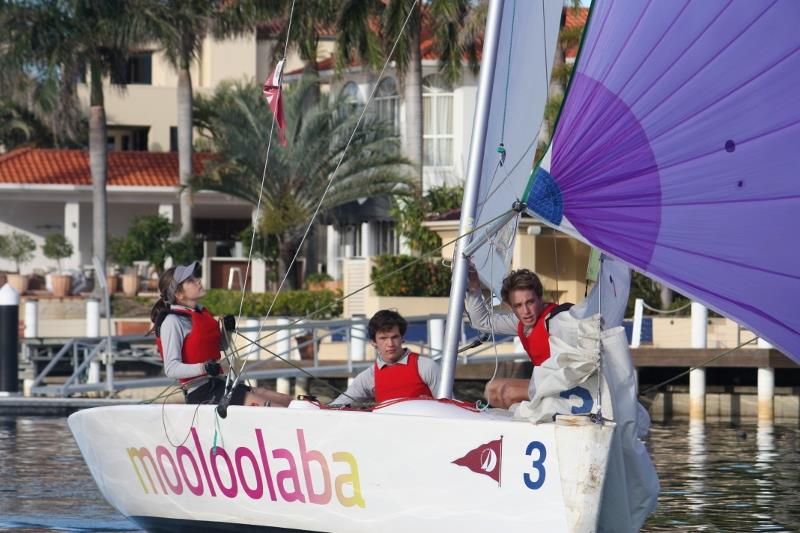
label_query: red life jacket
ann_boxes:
[374,352,433,403]
[517,303,558,366]
[155,307,221,385]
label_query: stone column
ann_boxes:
[326,225,340,279]
[64,202,81,270]
[360,222,372,258]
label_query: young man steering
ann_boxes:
[332,310,441,405]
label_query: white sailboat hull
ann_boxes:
[69,400,613,532]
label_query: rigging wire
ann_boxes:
[639,337,759,396]
[236,0,297,324]
[232,0,422,390]
[229,330,356,402]
[222,208,518,369]
[474,0,553,220]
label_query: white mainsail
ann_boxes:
[467,0,562,300]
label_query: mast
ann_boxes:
[437,0,505,399]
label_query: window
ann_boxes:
[374,77,400,135]
[422,75,454,167]
[170,127,178,152]
[374,221,398,255]
[107,127,149,151]
[111,52,153,85]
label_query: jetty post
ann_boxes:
[631,298,644,348]
[689,302,708,421]
[86,297,101,384]
[276,317,291,395]
[243,317,260,387]
[428,317,444,358]
[0,284,20,394]
[24,299,38,338]
[293,323,308,397]
[349,314,366,378]
[757,334,775,422]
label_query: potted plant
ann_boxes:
[42,233,74,297]
[0,231,37,294]
[111,215,176,296]
[109,235,139,297]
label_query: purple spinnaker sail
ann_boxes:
[531,1,800,359]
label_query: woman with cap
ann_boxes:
[150,261,291,407]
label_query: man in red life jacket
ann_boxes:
[331,310,440,405]
[465,264,571,408]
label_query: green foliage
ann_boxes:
[391,185,463,255]
[626,271,691,317]
[372,255,452,297]
[194,76,413,287]
[108,215,174,269]
[42,233,74,272]
[0,231,36,272]
[201,289,342,319]
[168,233,203,266]
[305,272,333,285]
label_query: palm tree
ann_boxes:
[0,61,86,150]
[335,1,424,182]
[0,0,145,278]
[193,77,414,287]
[138,0,263,237]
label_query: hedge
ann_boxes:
[202,289,342,319]
[372,255,452,297]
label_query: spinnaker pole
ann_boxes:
[437,0,506,399]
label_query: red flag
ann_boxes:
[452,437,502,484]
[262,59,287,146]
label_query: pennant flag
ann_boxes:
[262,59,287,146]
[452,437,502,484]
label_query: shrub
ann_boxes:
[108,215,173,270]
[0,231,36,272]
[201,289,342,319]
[42,233,74,272]
[372,255,452,297]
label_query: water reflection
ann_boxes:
[686,420,707,518]
[0,416,139,532]
[643,420,800,532]
[0,416,798,532]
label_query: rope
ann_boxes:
[230,330,355,402]
[232,0,422,389]
[236,0,297,324]
[638,337,758,396]
[224,208,515,364]
[499,0,516,143]
[642,301,692,314]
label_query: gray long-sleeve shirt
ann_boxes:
[332,349,441,405]
[464,288,520,336]
[160,305,225,389]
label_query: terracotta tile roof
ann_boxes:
[0,148,212,187]
[258,19,335,40]
[564,7,589,59]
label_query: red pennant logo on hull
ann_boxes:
[452,437,502,485]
